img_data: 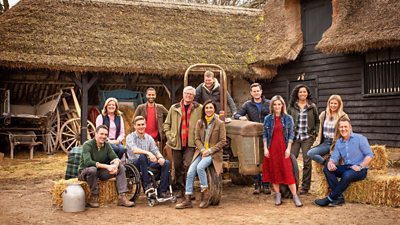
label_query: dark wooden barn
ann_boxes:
[262,0,400,147]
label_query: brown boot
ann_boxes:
[88,194,99,208]
[117,193,135,207]
[175,195,193,209]
[199,189,211,208]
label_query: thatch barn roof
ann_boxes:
[316,0,400,54]
[251,0,303,77]
[0,0,302,79]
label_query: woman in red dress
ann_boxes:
[262,95,302,207]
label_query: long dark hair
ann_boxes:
[288,84,313,108]
[201,99,217,128]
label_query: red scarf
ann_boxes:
[180,100,192,148]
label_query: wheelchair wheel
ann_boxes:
[280,153,300,199]
[148,198,156,207]
[207,166,222,206]
[125,163,141,202]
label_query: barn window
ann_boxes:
[364,48,400,96]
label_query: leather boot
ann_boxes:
[88,194,99,208]
[199,189,211,208]
[175,195,193,209]
[292,195,303,207]
[275,193,282,206]
[117,193,135,207]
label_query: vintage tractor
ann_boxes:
[184,64,299,199]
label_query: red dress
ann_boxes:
[262,116,295,185]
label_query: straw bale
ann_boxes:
[52,178,118,207]
[314,145,389,199]
[369,145,388,171]
[119,105,136,138]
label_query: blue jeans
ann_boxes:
[133,154,171,193]
[323,164,368,200]
[111,143,125,159]
[307,138,333,164]
[185,155,212,195]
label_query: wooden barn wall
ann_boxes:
[262,45,400,147]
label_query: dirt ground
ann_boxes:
[0,150,399,225]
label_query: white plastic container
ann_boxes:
[62,183,86,212]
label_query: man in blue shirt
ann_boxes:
[314,117,374,207]
[126,116,171,199]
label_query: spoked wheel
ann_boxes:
[44,108,60,154]
[124,163,141,202]
[59,118,95,153]
[207,166,222,206]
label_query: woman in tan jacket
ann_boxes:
[176,100,226,209]
[307,95,349,165]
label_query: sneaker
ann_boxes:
[159,192,172,199]
[144,184,155,195]
[87,194,99,208]
[275,193,282,206]
[314,197,331,207]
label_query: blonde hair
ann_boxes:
[204,70,214,78]
[325,95,345,122]
[269,95,287,115]
[102,97,122,116]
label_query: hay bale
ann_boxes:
[369,145,388,171]
[52,178,118,207]
[119,105,136,142]
[315,144,389,198]
[343,171,400,207]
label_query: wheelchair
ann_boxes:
[124,162,177,207]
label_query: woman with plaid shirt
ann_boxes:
[307,95,349,165]
[287,84,319,195]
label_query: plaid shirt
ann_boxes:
[323,116,335,139]
[65,147,82,179]
[296,107,310,141]
[126,131,160,163]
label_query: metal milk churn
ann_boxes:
[62,183,86,212]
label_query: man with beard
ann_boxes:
[78,125,135,208]
[134,87,168,148]
[234,83,271,195]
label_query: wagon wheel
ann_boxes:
[45,108,60,153]
[59,118,95,153]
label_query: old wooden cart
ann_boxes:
[0,88,62,158]
[0,87,95,158]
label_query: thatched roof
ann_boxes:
[316,0,400,54]
[0,0,302,79]
[250,0,303,78]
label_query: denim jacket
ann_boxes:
[263,113,294,149]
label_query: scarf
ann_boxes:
[181,100,192,148]
[204,114,215,150]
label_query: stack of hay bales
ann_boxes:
[314,145,400,207]
[52,178,118,207]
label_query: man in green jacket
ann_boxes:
[163,86,202,198]
[78,125,134,208]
